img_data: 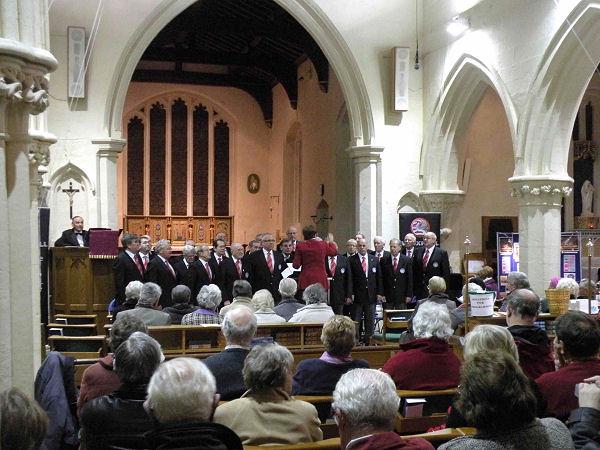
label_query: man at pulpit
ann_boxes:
[54,216,89,247]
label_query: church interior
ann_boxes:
[5,0,600,447]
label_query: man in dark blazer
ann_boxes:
[280,239,296,264]
[346,238,384,344]
[368,236,391,260]
[112,233,144,305]
[412,232,450,300]
[401,233,417,259]
[193,244,217,300]
[216,242,248,305]
[54,216,89,247]
[381,238,413,309]
[246,233,285,302]
[326,252,352,316]
[144,239,178,308]
[172,244,198,304]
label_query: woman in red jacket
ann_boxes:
[292,225,338,290]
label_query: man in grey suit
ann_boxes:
[115,282,171,326]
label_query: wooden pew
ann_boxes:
[395,389,458,435]
[243,438,341,450]
[404,427,476,446]
[54,313,98,325]
[48,335,106,359]
[47,323,97,336]
[372,309,413,344]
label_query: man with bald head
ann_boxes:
[54,215,89,247]
[402,233,417,259]
[279,226,299,252]
[412,232,450,299]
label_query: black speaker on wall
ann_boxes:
[39,207,50,334]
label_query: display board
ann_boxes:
[399,212,441,247]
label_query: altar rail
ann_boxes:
[123,215,233,244]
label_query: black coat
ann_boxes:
[203,348,250,401]
[54,228,89,247]
[325,255,351,308]
[193,259,218,299]
[216,257,247,303]
[347,253,383,304]
[412,246,450,299]
[144,257,178,308]
[113,251,144,304]
[381,254,413,308]
[147,421,243,450]
[246,249,285,301]
[172,258,197,302]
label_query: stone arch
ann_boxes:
[282,122,302,226]
[422,54,518,191]
[104,0,374,147]
[517,1,600,180]
[397,191,421,213]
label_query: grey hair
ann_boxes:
[113,331,162,384]
[182,245,196,257]
[196,284,221,311]
[121,233,139,248]
[464,324,518,361]
[462,282,484,298]
[579,278,595,292]
[506,289,540,318]
[302,283,327,305]
[155,239,170,255]
[230,242,243,252]
[171,285,191,304]
[125,280,143,301]
[243,343,294,391]
[232,279,252,298]
[389,238,401,246]
[147,358,216,424]
[279,278,298,297]
[413,302,453,339]
[332,368,399,430]
[507,271,530,289]
[346,238,357,246]
[138,282,162,307]
[222,306,257,346]
[108,316,148,352]
[373,236,385,244]
[252,289,275,310]
[428,276,446,294]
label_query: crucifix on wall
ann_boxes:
[61,181,80,220]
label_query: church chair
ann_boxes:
[243,437,341,450]
[371,309,413,344]
[394,388,458,435]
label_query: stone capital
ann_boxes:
[508,175,573,207]
[346,144,384,164]
[419,190,465,226]
[93,138,126,158]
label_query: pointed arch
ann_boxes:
[49,162,95,196]
[422,54,518,191]
[397,191,422,213]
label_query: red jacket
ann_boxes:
[292,239,337,290]
[382,337,461,390]
[77,354,121,417]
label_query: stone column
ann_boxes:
[0,36,57,395]
[346,145,384,242]
[509,176,573,294]
[93,138,126,229]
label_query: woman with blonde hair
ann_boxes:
[252,289,285,324]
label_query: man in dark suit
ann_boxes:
[413,232,450,300]
[369,236,391,260]
[138,234,156,270]
[381,238,413,309]
[211,233,232,258]
[54,216,89,247]
[326,252,352,316]
[246,233,285,302]
[112,233,144,305]
[280,239,296,264]
[144,239,178,308]
[278,226,299,252]
[216,242,247,305]
[401,233,417,259]
[193,244,217,300]
[203,305,257,400]
[172,244,198,304]
[346,238,384,344]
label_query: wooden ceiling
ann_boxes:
[133,0,330,126]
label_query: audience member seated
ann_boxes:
[162,285,196,324]
[506,288,555,379]
[288,283,335,323]
[112,280,143,320]
[477,265,498,292]
[536,311,600,421]
[332,369,434,450]
[539,276,561,313]
[77,316,148,416]
[439,352,573,450]
[204,306,257,400]
[0,387,48,450]
[80,332,163,449]
[556,277,580,299]
[214,343,323,445]
[383,302,460,389]
[499,271,530,312]
[182,284,222,325]
[579,278,597,299]
[409,276,456,329]
[568,375,600,449]
[449,281,485,331]
[145,358,243,450]
[219,280,254,317]
[251,289,286,324]
[274,278,304,321]
[292,315,369,421]
[114,282,171,326]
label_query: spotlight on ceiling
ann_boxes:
[446,15,470,36]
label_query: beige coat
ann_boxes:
[214,388,323,445]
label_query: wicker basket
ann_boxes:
[545,288,571,315]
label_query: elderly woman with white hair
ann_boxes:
[251,289,286,324]
[273,278,304,321]
[214,343,322,446]
[113,280,144,320]
[383,302,460,389]
[288,283,334,323]
[181,284,222,325]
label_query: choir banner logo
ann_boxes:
[409,217,431,237]
[399,212,441,247]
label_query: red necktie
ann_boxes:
[393,256,398,272]
[165,260,176,278]
[217,256,222,265]
[236,259,242,278]
[134,255,144,275]
[361,256,367,276]
[267,252,273,273]
[423,249,430,269]
[205,262,212,280]
[143,255,149,269]
[330,257,337,274]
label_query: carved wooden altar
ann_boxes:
[123,215,233,244]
